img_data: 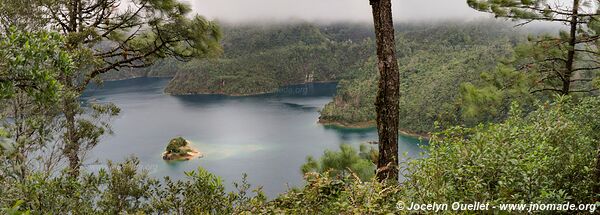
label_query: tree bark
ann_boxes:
[369,0,400,182]
[563,0,579,95]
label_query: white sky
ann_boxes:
[185,0,491,23]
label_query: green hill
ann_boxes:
[164,23,375,96]
[319,22,523,134]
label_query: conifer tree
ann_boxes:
[369,0,400,182]
[467,0,599,95]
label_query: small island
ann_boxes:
[162,137,202,161]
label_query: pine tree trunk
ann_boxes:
[563,0,579,95]
[369,0,400,182]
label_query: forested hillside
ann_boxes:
[320,22,523,134]
[2,0,600,212]
[164,23,375,95]
[100,58,182,81]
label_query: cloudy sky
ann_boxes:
[185,0,491,23]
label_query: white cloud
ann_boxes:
[185,0,489,23]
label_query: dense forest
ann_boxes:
[164,23,375,95]
[320,22,521,134]
[1,0,599,214]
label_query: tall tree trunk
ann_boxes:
[563,0,579,95]
[369,0,400,182]
[61,74,81,178]
[62,0,82,177]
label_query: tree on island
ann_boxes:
[369,0,401,182]
[166,137,189,154]
[163,137,200,161]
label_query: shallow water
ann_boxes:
[82,77,424,196]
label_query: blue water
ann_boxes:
[82,77,424,197]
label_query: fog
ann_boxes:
[186,0,490,23]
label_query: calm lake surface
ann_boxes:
[82,77,424,197]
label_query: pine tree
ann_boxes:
[369,0,400,182]
[467,0,599,95]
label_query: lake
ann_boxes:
[82,77,425,197]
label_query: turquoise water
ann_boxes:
[82,77,425,196]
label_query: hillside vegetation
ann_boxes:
[99,58,182,81]
[164,23,375,95]
[320,22,523,134]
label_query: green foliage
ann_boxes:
[402,97,600,204]
[0,28,72,102]
[319,59,378,126]
[253,173,402,214]
[165,23,375,95]
[96,159,157,214]
[459,62,536,124]
[460,0,599,123]
[467,0,600,95]
[0,28,77,180]
[0,157,263,214]
[100,58,182,81]
[301,144,377,181]
[220,23,331,58]
[0,200,30,215]
[467,0,545,20]
[149,167,237,214]
[320,21,520,133]
[102,23,376,84]
[1,6,598,213]
[166,137,188,154]
[0,0,46,32]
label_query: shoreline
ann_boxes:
[318,118,430,139]
[165,81,339,97]
[103,75,173,82]
[100,77,430,139]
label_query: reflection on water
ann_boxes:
[323,125,378,141]
[82,77,424,197]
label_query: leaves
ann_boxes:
[402,96,600,205]
[301,144,377,181]
[467,0,600,95]
[0,28,72,102]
